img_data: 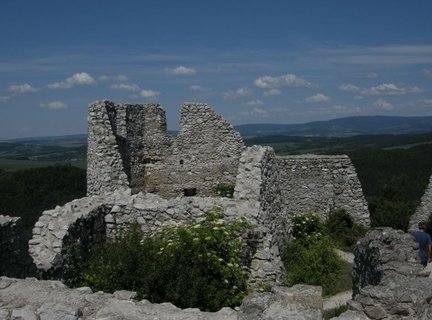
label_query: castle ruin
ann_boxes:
[28,100,370,288]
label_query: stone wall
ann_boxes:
[29,188,284,289]
[349,227,432,318]
[0,215,35,278]
[0,277,325,320]
[87,101,244,199]
[409,174,432,229]
[275,155,370,226]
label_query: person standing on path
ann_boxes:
[410,221,432,267]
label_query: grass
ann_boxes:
[324,260,352,297]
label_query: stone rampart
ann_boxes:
[26,101,373,302]
[349,227,432,318]
[275,155,370,226]
[87,101,244,198]
[0,215,35,278]
[0,277,325,320]
[409,174,432,229]
[29,187,284,289]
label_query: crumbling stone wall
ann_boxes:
[0,277,325,320]
[29,189,284,289]
[276,155,370,226]
[0,215,35,277]
[349,227,432,318]
[409,174,432,229]
[87,101,244,198]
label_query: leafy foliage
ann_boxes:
[63,209,251,311]
[282,213,343,296]
[326,209,368,251]
[214,183,235,198]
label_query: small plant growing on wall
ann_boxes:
[63,207,252,311]
[214,183,235,198]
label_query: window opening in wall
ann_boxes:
[180,159,184,165]
[184,188,196,197]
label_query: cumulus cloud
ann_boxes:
[362,83,423,96]
[223,87,253,99]
[167,66,197,75]
[39,101,68,110]
[373,98,394,110]
[0,96,10,103]
[305,93,330,103]
[242,100,263,107]
[8,83,38,94]
[189,85,207,92]
[140,89,160,99]
[99,74,128,82]
[422,69,432,78]
[48,72,96,89]
[254,73,312,89]
[241,107,269,117]
[111,83,140,92]
[339,84,361,92]
[264,89,281,96]
[367,72,379,78]
[414,99,432,108]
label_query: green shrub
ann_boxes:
[214,183,235,198]
[282,213,343,296]
[326,209,368,251]
[291,213,326,242]
[63,208,251,311]
[281,236,342,296]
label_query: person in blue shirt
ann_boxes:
[410,221,432,267]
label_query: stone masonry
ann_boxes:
[0,215,35,278]
[29,101,370,289]
[88,100,244,198]
[409,174,432,229]
[0,277,325,320]
[347,227,432,319]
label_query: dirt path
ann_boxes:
[335,249,354,264]
[324,290,353,311]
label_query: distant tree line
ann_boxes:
[0,164,86,232]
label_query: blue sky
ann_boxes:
[1,0,432,139]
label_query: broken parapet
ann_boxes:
[87,101,244,199]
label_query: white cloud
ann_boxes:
[305,93,330,103]
[111,83,140,92]
[414,99,432,108]
[241,107,269,117]
[99,74,129,82]
[223,87,253,99]
[422,69,432,78]
[264,89,281,96]
[0,96,10,103]
[8,83,38,94]
[339,84,361,92]
[48,72,96,89]
[40,101,68,110]
[140,89,160,99]
[189,85,207,92]
[373,98,394,110]
[362,83,423,96]
[167,66,197,75]
[242,100,263,107]
[254,73,312,89]
[367,72,378,78]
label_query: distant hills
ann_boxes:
[234,115,432,137]
[1,115,432,143]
